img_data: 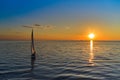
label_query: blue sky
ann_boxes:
[0,0,120,40]
[0,0,120,25]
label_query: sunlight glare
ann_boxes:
[88,33,95,39]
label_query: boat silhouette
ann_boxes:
[31,29,36,60]
[31,29,36,71]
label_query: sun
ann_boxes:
[88,33,95,39]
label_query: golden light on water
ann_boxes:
[88,33,95,65]
[88,33,95,66]
[89,40,94,66]
[90,40,93,53]
[88,33,95,39]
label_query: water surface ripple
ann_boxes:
[0,41,120,80]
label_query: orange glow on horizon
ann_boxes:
[1,28,120,41]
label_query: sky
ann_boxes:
[0,0,120,40]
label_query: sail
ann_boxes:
[31,29,35,54]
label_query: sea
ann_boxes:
[0,41,120,80]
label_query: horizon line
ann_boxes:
[0,39,120,42]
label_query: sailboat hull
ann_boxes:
[31,53,36,60]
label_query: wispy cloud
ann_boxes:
[44,25,55,29]
[22,24,55,30]
[34,24,41,26]
[22,25,33,28]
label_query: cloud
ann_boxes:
[22,24,56,30]
[22,25,33,28]
[44,25,55,29]
[22,24,41,29]
[33,24,55,30]
[34,24,41,26]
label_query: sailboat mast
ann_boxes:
[31,29,35,54]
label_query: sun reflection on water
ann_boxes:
[89,40,94,66]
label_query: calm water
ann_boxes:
[0,41,120,80]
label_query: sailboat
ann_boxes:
[31,29,36,59]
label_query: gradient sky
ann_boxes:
[0,0,120,40]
